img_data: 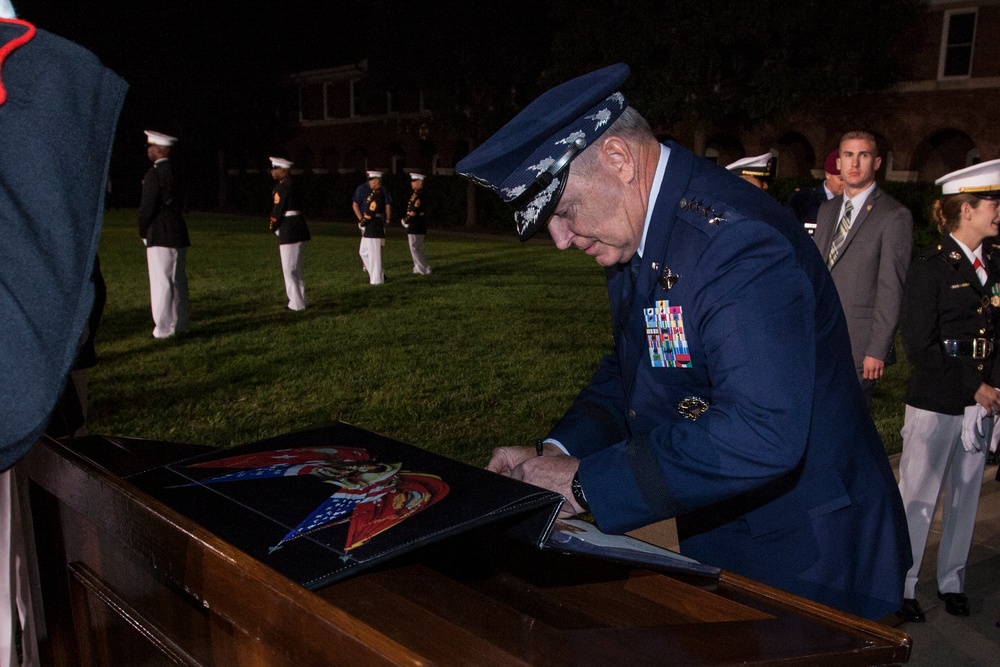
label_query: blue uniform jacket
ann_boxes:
[270,178,311,245]
[549,142,910,619]
[0,20,127,469]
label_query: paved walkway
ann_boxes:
[889,453,1000,666]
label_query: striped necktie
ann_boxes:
[827,200,854,269]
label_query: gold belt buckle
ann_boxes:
[973,338,990,359]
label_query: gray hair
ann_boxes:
[571,106,655,176]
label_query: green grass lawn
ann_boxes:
[88,210,906,463]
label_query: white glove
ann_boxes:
[990,393,1000,453]
[961,405,989,452]
[142,238,148,247]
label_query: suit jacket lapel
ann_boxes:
[814,197,839,256]
[841,186,879,250]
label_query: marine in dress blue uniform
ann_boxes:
[724,152,775,190]
[1,11,127,464]
[268,157,310,310]
[139,130,190,339]
[402,172,431,274]
[785,150,843,236]
[458,63,910,620]
[1,8,127,662]
[353,170,392,283]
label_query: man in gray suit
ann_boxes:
[814,131,913,404]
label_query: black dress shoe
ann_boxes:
[898,598,926,623]
[938,591,970,617]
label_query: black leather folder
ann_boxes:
[130,422,718,590]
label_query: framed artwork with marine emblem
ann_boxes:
[129,422,565,590]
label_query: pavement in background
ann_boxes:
[889,453,1000,666]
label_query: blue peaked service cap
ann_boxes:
[456,63,631,240]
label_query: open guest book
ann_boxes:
[129,422,719,590]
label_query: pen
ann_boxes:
[535,439,544,456]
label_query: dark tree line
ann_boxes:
[10,0,923,209]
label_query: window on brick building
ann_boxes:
[300,83,324,121]
[939,8,977,79]
[325,81,352,119]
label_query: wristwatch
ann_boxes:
[571,472,589,512]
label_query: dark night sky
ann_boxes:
[13,2,359,86]
[9,1,557,207]
[9,1,404,205]
[12,2,360,127]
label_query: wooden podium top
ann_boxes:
[19,435,911,666]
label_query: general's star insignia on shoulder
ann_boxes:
[678,396,709,420]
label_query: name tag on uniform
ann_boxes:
[645,300,692,368]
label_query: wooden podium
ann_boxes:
[17,435,911,666]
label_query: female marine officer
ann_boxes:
[897,159,1000,622]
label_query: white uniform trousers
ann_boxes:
[146,246,188,338]
[898,405,988,598]
[359,237,384,285]
[279,242,307,310]
[408,234,431,275]
[1,470,39,667]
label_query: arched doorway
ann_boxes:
[773,132,817,178]
[704,134,745,167]
[911,129,979,183]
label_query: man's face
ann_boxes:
[411,179,423,191]
[271,167,287,182]
[146,144,159,162]
[545,163,644,267]
[369,177,381,190]
[824,172,845,197]
[738,174,767,190]
[837,138,881,192]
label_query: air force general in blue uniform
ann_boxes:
[458,64,910,620]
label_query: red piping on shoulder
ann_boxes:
[0,18,37,107]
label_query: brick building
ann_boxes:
[259,1,1000,210]
[699,0,1000,181]
[276,59,467,178]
